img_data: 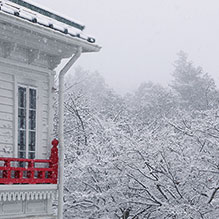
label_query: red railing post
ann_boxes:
[27,160,34,183]
[3,160,11,183]
[15,169,23,179]
[49,139,59,184]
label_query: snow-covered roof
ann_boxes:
[0,0,96,43]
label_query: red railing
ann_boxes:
[0,139,59,184]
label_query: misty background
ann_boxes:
[31,0,219,93]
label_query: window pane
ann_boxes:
[18,87,26,108]
[18,86,27,159]
[18,130,26,150]
[29,131,36,151]
[29,89,36,109]
[18,151,26,159]
[28,152,35,159]
[18,108,26,117]
[18,86,37,159]
[29,110,36,130]
[18,109,26,129]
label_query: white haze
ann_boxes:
[31,0,219,93]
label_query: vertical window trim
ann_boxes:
[17,84,37,159]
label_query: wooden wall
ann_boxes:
[0,58,54,159]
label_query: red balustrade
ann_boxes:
[0,139,59,184]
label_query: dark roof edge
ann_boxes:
[8,0,85,30]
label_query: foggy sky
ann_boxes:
[31,0,219,93]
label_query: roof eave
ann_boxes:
[0,11,101,54]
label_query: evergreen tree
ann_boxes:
[171,51,217,110]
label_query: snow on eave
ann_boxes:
[0,10,101,53]
[0,0,99,45]
[7,0,85,30]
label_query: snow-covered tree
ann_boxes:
[171,51,218,110]
[61,63,219,218]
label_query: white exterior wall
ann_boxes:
[0,70,13,157]
[0,58,54,159]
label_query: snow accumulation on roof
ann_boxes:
[0,0,96,43]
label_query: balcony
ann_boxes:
[0,139,59,218]
[0,139,58,185]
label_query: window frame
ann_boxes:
[17,84,38,159]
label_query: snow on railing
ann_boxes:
[0,139,59,184]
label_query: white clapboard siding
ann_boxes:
[0,78,13,90]
[0,88,13,98]
[0,64,53,159]
[0,144,13,157]
[0,96,13,106]
[37,78,50,159]
[0,120,13,129]
[0,128,13,144]
[0,112,13,121]
[0,71,14,81]
[0,72,14,156]
[0,104,13,114]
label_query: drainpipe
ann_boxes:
[58,47,82,219]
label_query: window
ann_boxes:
[18,86,37,159]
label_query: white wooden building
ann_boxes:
[0,0,100,218]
